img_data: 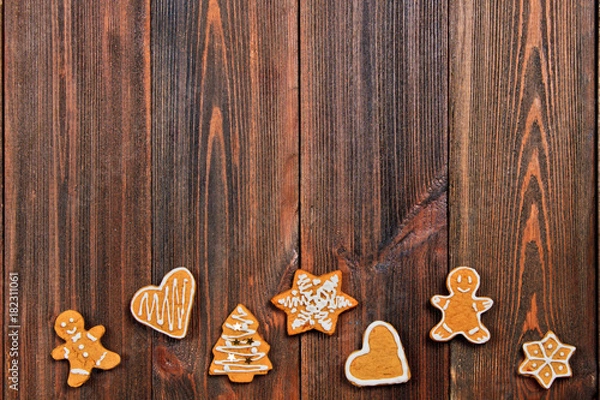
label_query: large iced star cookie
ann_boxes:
[271,269,358,335]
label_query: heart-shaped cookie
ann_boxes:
[130,267,196,339]
[345,321,410,386]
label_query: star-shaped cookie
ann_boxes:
[271,269,358,335]
[518,331,575,389]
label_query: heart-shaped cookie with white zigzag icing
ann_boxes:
[130,267,196,339]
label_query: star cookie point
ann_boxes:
[271,269,358,335]
[518,331,575,389]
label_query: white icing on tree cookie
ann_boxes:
[209,304,272,383]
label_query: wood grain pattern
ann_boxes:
[4,1,152,398]
[151,0,299,398]
[300,1,449,398]
[2,1,598,398]
[449,0,596,398]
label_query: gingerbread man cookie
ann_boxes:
[430,266,493,344]
[51,310,121,387]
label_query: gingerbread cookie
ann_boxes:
[518,331,575,389]
[271,269,358,335]
[209,304,273,383]
[345,321,410,386]
[430,266,493,344]
[51,310,121,387]
[130,267,196,339]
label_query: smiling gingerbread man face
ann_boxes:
[54,310,86,340]
[447,267,480,295]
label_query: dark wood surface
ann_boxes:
[4,1,152,399]
[449,0,597,398]
[300,1,449,399]
[151,0,298,398]
[2,0,597,399]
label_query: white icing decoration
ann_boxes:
[87,333,98,341]
[69,318,74,323]
[66,327,77,335]
[130,267,196,339]
[79,344,85,350]
[71,369,90,376]
[63,347,70,359]
[83,352,89,358]
[60,322,67,328]
[212,305,270,374]
[344,321,410,386]
[71,332,82,342]
[276,272,354,332]
[96,351,108,366]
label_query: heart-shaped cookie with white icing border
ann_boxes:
[345,321,410,386]
[130,267,196,339]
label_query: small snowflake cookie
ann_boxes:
[51,310,121,387]
[345,321,410,387]
[130,267,196,339]
[518,331,575,389]
[430,266,493,344]
[209,304,273,383]
[271,269,358,335]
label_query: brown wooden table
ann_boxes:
[3,0,597,398]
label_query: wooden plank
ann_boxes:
[0,1,4,396]
[151,0,299,398]
[4,1,152,398]
[300,1,449,399]
[449,0,596,397]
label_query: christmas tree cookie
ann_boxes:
[51,310,121,387]
[209,304,272,383]
[271,269,358,335]
[430,266,493,344]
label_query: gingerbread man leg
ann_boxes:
[464,324,490,344]
[430,321,455,341]
[67,368,91,388]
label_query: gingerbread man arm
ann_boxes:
[473,297,493,312]
[87,325,106,340]
[430,295,451,311]
[94,349,121,370]
[51,344,69,360]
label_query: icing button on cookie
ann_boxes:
[51,310,121,388]
[430,266,494,344]
[271,269,358,335]
[345,321,410,387]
